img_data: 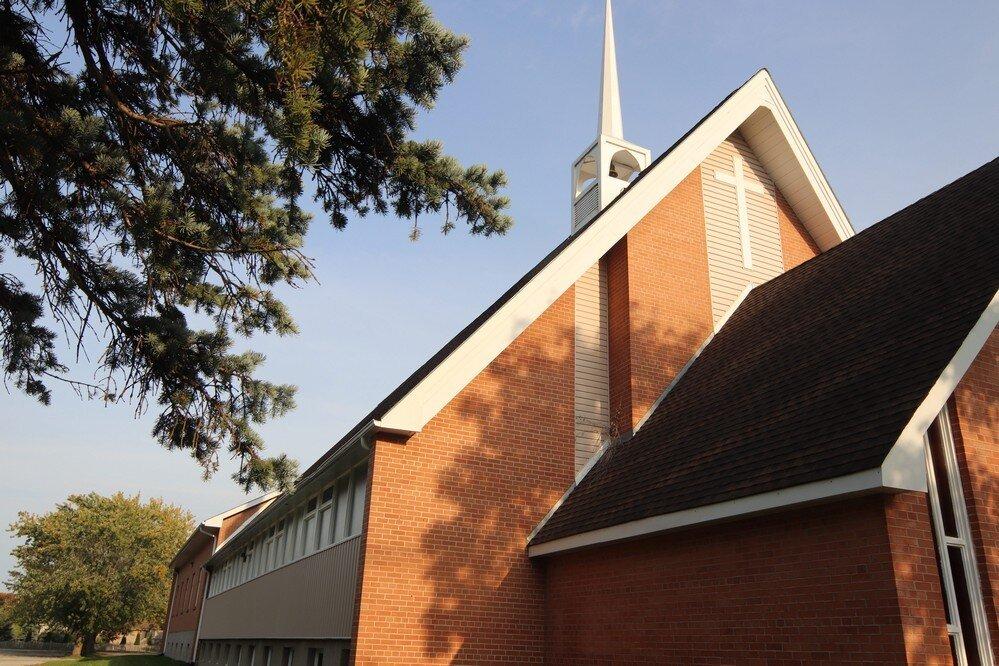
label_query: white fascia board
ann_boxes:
[757,76,855,245]
[378,70,852,434]
[528,468,886,557]
[882,288,999,491]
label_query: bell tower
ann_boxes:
[570,0,651,233]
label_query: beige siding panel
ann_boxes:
[199,535,360,640]
[573,261,609,474]
[700,131,785,325]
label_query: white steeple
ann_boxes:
[599,0,623,139]
[570,0,650,233]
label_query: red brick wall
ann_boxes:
[950,327,999,649]
[544,496,910,665]
[217,504,265,544]
[607,169,714,432]
[883,492,953,664]
[167,536,214,633]
[606,238,632,436]
[777,189,821,270]
[352,289,576,664]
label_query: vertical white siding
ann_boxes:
[701,131,785,325]
[573,261,610,473]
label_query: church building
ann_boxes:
[167,2,999,664]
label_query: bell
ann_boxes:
[609,164,619,178]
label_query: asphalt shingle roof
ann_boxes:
[532,156,999,546]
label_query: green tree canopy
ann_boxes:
[0,0,511,491]
[0,591,15,641]
[7,492,193,655]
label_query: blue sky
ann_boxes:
[2,0,997,586]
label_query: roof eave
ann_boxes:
[528,467,892,558]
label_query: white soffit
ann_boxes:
[377,69,855,434]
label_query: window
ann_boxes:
[275,520,287,568]
[301,497,318,556]
[317,486,334,550]
[281,647,294,666]
[924,406,993,665]
[264,526,276,571]
[337,649,350,666]
[350,462,368,535]
[233,645,242,666]
[262,646,272,666]
[293,508,307,559]
[247,645,255,666]
[334,477,351,541]
[223,644,231,666]
[307,648,323,666]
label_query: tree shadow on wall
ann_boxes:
[417,305,705,663]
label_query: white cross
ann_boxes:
[714,154,766,269]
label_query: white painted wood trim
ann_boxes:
[881,288,999,491]
[528,468,887,557]
[376,71,850,434]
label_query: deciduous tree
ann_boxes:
[0,0,510,490]
[7,493,193,656]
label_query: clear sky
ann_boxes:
[2,0,997,587]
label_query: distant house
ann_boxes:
[163,493,278,662]
[166,3,998,664]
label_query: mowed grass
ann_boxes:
[40,656,179,666]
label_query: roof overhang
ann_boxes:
[529,289,999,558]
[528,468,891,557]
[170,524,219,570]
[203,491,282,530]
[374,69,854,436]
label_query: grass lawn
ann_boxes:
[40,656,179,666]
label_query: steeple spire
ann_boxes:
[571,0,648,232]
[599,0,623,139]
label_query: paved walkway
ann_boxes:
[0,649,64,666]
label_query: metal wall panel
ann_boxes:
[199,535,361,640]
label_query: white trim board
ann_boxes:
[375,70,854,435]
[881,288,999,491]
[528,468,888,557]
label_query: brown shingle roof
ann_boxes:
[532,157,999,546]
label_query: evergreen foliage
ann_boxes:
[6,493,193,656]
[0,0,510,490]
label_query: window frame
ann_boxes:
[924,404,994,665]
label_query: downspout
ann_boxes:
[191,525,216,665]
